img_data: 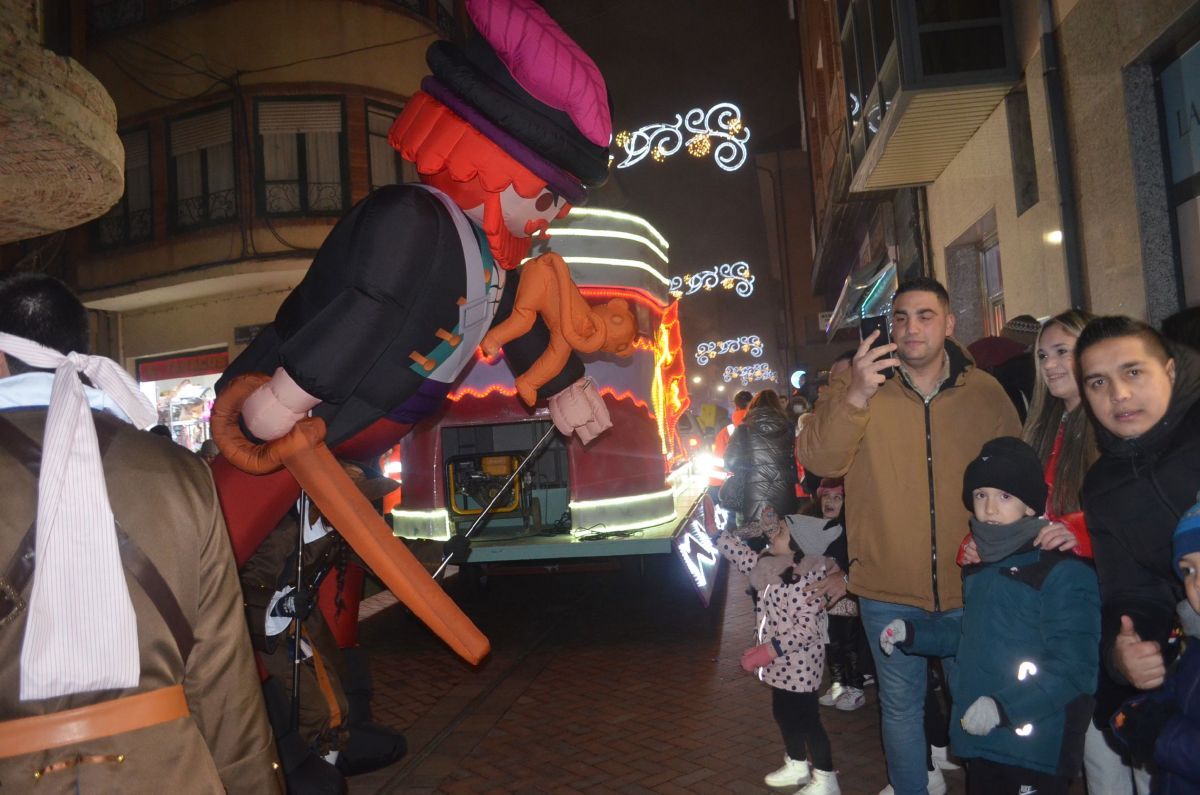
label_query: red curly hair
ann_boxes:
[389,92,570,270]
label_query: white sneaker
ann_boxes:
[877,767,946,795]
[764,755,810,788]
[930,744,960,770]
[818,682,846,707]
[834,687,865,711]
[798,768,840,795]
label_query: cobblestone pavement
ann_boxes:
[348,555,975,795]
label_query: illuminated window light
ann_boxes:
[548,228,669,264]
[723,363,778,385]
[668,262,755,299]
[614,102,751,172]
[565,207,670,251]
[695,335,764,366]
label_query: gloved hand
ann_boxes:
[442,534,471,565]
[961,696,1001,736]
[243,367,321,441]
[740,643,776,672]
[879,619,907,655]
[270,586,314,622]
[548,378,612,444]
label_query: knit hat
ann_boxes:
[1001,315,1041,349]
[1174,491,1200,577]
[961,437,1047,513]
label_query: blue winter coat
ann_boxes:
[1153,639,1200,794]
[903,547,1100,775]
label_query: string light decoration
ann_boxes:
[723,363,778,385]
[695,335,763,366]
[614,102,751,172]
[669,261,755,299]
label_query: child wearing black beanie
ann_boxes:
[878,437,1101,795]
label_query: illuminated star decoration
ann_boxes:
[614,102,750,172]
[669,261,755,299]
[695,335,764,366]
[723,363,778,385]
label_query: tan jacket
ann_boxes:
[0,410,282,794]
[796,342,1020,611]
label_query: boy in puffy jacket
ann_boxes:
[1111,494,1200,793]
[879,437,1100,794]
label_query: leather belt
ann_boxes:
[0,685,189,759]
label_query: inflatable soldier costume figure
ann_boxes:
[209,4,618,788]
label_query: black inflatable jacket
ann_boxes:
[724,405,798,522]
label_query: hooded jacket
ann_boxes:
[724,405,798,522]
[797,340,1020,611]
[1081,344,1200,685]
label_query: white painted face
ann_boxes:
[460,184,566,239]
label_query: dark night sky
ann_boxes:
[538,0,806,401]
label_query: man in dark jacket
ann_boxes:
[1078,317,1200,709]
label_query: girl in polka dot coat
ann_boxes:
[713,507,840,793]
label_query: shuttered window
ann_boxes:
[366,103,416,192]
[168,106,237,231]
[256,98,347,216]
[94,127,154,248]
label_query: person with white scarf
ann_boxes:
[0,273,281,793]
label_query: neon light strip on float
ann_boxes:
[547,228,669,264]
[389,508,452,541]
[568,487,674,511]
[566,207,670,250]
[560,256,670,287]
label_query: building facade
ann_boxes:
[799,0,1200,342]
[2,0,455,449]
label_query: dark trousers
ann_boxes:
[967,758,1069,794]
[771,689,833,771]
[827,613,864,688]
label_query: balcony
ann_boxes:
[840,0,1019,193]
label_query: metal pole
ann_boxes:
[290,498,306,732]
[433,425,557,579]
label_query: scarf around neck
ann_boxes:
[969,515,1048,563]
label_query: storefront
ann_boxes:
[135,347,228,451]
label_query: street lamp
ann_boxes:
[692,375,702,384]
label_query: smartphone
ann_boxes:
[859,314,895,379]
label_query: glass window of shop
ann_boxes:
[136,348,228,452]
[1160,38,1200,306]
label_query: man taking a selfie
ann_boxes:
[797,277,1019,795]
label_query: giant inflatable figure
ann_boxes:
[212,0,614,715]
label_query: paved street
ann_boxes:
[349,554,969,795]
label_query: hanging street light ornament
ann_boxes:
[614,102,751,172]
[723,363,778,385]
[669,261,755,299]
[695,335,764,366]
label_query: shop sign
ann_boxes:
[1162,40,1200,185]
[136,348,228,382]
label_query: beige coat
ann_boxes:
[796,342,1020,611]
[0,410,282,794]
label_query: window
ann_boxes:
[88,0,145,33]
[168,106,236,231]
[95,128,153,248]
[979,238,1005,335]
[257,99,347,216]
[367,104,418,191]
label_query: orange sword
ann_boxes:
[211,373,490,665]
